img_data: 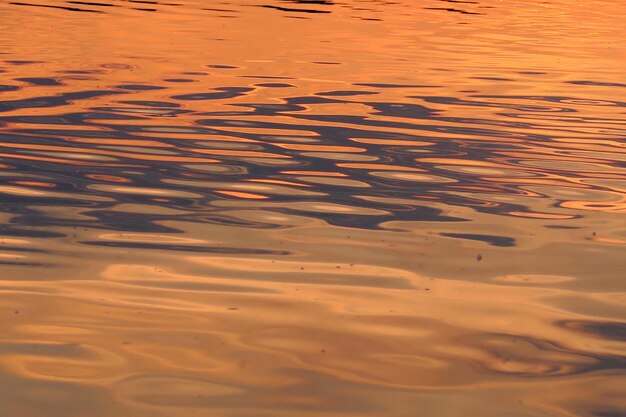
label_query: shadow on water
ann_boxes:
[7,0,485,17]
[1,74,623,235]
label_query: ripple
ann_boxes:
[1,0,626,415]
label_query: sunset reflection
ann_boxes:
[1,0,625,416]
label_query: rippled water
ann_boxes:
[1,1,625,416]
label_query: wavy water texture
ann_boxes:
[0,0,625,416]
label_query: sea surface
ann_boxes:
[0,1,625,416]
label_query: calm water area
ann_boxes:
[0,0,625,416]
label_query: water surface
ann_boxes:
[1,1,625,416]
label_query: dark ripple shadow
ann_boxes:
[0,90,126,113]
[9,2,104,13]
[0,62,624,237]
[440,233,516,247]
[558,320,626,342]
[459,333,626,378]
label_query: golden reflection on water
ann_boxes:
[1,0,625,416]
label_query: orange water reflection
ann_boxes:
[1,1,625,416]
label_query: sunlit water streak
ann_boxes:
[0,1,625,416]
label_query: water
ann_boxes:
[1,1,625,416]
